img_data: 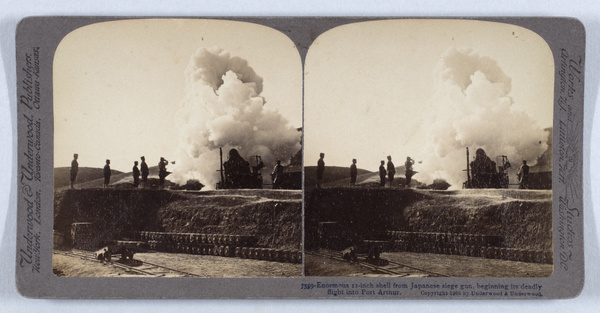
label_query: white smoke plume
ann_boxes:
[170,47,301,189]
[419,47,549,188]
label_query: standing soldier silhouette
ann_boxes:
[158,157,169,188]
[271,160,284,189]
[387,155,395,188]
[350,159,357,186]
[140,156,149,188]
[379,161,386,187]
[517,160,530,189]
[70,153,78,189]
[404,156,415,188]
[103,159,111,188]
[317,153,325,189]
[132,161,140,188]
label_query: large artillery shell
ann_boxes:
[266,249,274,261]
[258,248,267,260]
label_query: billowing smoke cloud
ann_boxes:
[418,48,549,188]
[170,47,301,189]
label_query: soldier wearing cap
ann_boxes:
[140,156,149,188]
[387,155,395,188]
[350,159,357,186]
[158,157,169,188]
[517,160,530,189]
[132,161,140,188]
[271,160,284,189]
[70,153,78,189]
[103,159,111,188]
[405,156,415,188]
[379,161,386,187]
[317,153,325,189]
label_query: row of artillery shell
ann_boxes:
[391,240,552,264]
[237,247,302,264]
[386,231,503,247]
[135,231,258,247]
[146,241,302,264]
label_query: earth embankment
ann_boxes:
[54,189,301,250]
[305,188,552,251]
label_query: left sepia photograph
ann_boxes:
[52,19,303,277]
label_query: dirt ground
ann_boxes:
[305,251,553,277]
[304,254,376,277]
[53,250,301,277]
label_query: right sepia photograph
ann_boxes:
[303,19,554,277]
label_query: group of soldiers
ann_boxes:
[68,150,531,190]
[314,151,531,190]
[377,155,417,188]
[316,153,417,189]
[69,153,169,189]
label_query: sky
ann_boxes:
[304,19,554,187]
[53,18,555,188]
[53,19,302,175]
